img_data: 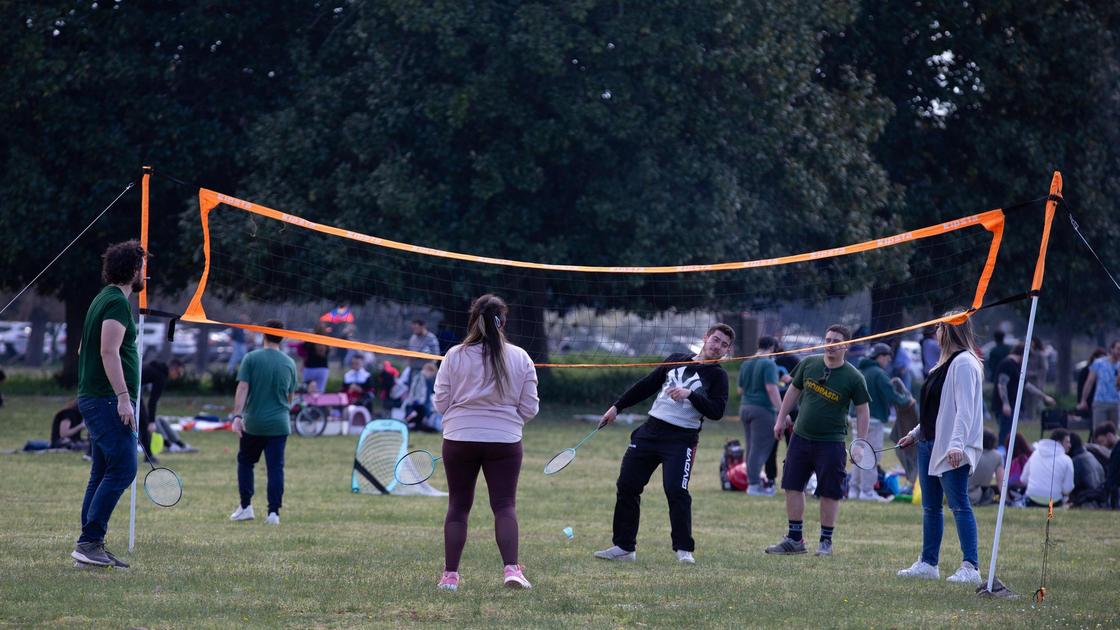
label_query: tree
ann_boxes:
[0,2,337,382]
[241,0,897,362]
[821,0,1120,391]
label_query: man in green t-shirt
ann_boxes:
[738,336,782,496]
[229,319,298,526]
[71,240,146,569]
[764,324,870,558]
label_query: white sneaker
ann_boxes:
[897,559,939,579]
[859,491,890,502]
[265,512,280,525]
[747,484,776,497]
[593,545,636,562]
[676,550,695,564]
[946,562,982,585]
[229,505,255,521]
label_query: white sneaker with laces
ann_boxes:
[593,545,636,562]
[897,559,939,579]
[859,491,890,502]
[230,505,255,521]
[265,512,280,525]
[946,562,982,584]
[747,484,776,497]
[676,550,695,564]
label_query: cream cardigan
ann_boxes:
[906,351,985,477]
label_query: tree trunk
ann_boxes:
[26,306,47,367]
[1056,319,1072,397]
[60,283,99,386]
[507,277,550,372]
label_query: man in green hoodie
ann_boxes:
[854,343,914,501]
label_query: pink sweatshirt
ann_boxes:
[434,342,539,443]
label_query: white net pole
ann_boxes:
[984,294,1040,591]
[128,313,145,553]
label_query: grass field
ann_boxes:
[0,395,1117,628]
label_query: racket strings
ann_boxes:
[397,451,436,485]
[144,468,182,506]
[544,449,577,475]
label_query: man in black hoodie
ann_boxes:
[593,323,733,565]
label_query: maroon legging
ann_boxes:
[442,438,523,572]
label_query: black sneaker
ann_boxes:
[71,541,112,566]
[103,547,130,569]
[764,537,807,555]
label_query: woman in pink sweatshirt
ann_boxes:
[432,294,539,592]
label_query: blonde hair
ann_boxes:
[935,309,982,368]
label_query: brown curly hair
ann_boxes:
[101,240,145,285]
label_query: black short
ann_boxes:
[780,434,846,500]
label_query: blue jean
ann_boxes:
[918,440,978,567]
[78,397,138,544]
[995,409,1013,450]
[238,433,287,514]
[227,341,247,373]
[302,367,329,393]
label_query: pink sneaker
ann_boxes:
[503,564,532,589]
[437,571,459,592]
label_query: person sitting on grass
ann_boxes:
[343,354,374,405]
[1087,422,1116,470]
[1020,429,1074,508]
[1005,432,1033,501]
[1069,431,1106,508]
[967,430,1003,506]
[50,399,87,450]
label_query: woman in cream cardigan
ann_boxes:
[896,313,985,585]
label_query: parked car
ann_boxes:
[0,321,65,358]
[0,321,30,357]
[556,335,637,356]
[779,333,825,358]
[899,340,924,381]
[645,336,702,357]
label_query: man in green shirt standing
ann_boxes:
[71,240,146,568]
[739,336,782,496]
[765,324,870,558]
[229,319,298,526]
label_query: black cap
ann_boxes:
[869,342,892,359]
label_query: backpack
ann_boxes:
[719,439,745,491]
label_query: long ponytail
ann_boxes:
[461,294,510,396]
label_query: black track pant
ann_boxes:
[611,418,700,552]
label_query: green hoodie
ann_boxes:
[858,357,911,422]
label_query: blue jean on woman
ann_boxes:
[78,396,138,544]
[917,440,978,567]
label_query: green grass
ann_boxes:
[0,395,1116,629]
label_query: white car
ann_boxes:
[0,321,65,358]
[0,321,30,356]
[899,340,924,381]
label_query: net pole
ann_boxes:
[128,167,152,554]
[984,293,1039,591]
[984,171,1062,592]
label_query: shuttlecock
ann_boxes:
[562,526,574,540]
